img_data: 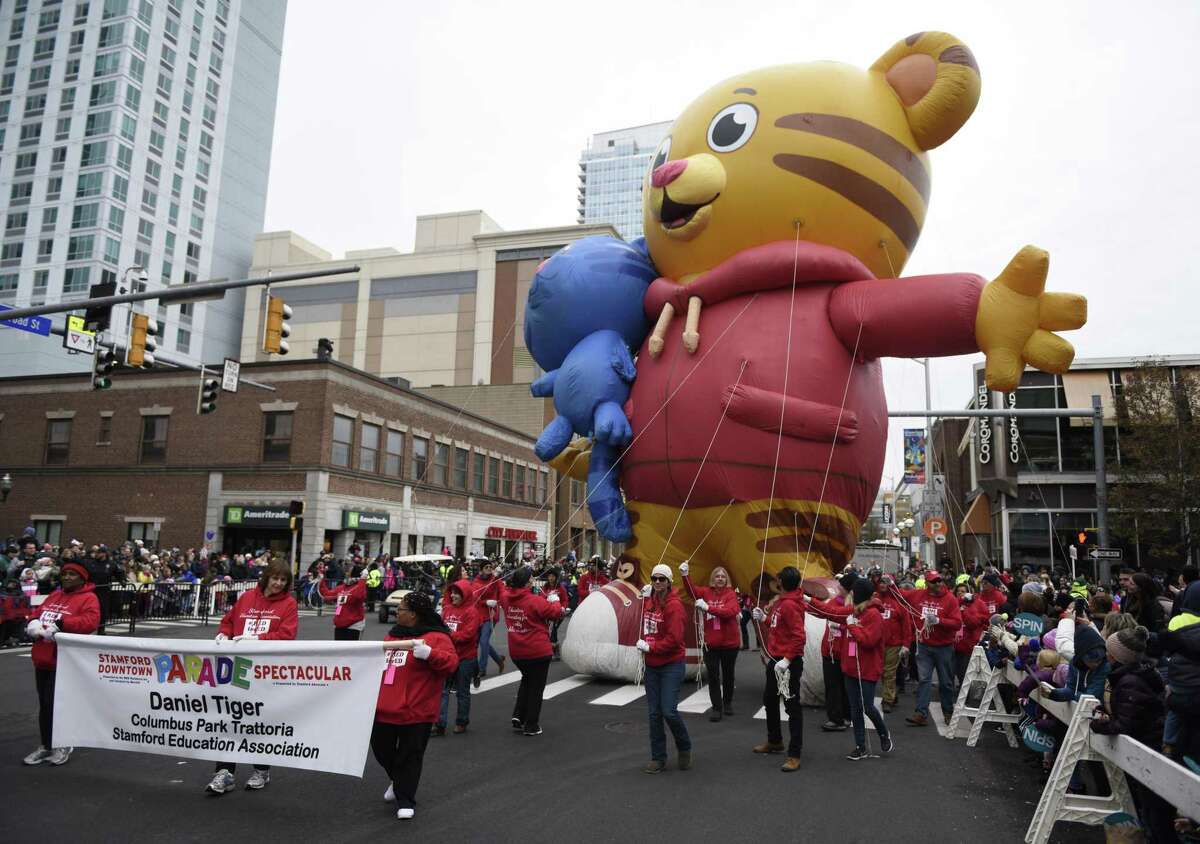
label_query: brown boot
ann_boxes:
[752,741,785,754]
[780,756,801,772]
[905,713,928,727]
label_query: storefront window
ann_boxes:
[360,422,380,473]
[454,447,468,489]
[332,414,353,468]
[422,535,445,555]
[385,430,402,476]
[411,436,428,480]
[433,443,449,485]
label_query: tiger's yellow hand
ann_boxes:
[547,436,591,482]
[975,246,1087,392]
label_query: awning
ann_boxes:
[960,492,991,536]
[1062,371,1115,426]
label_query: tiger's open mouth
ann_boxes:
[659,190,719,230]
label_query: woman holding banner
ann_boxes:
[375,591,458,819]
[205,560,298,795]
[22,560,100,766]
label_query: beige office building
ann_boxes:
[240,211,621,561]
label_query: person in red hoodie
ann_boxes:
[543,568,570,659]
[680,561,741,721]
[317,575,367,640]
[22,560,100,767]
[875,574,908,713]
[500,566,563,735]
[954,584,992,686]
[810,576,895,760]
[434,579,480,735]
[750,565,806,772]
[637,563,691,773]
[894,569,962,727]
[374,590,458,820]
[577,556,610,604]
[205,560,298,795]
[472,560,506,686]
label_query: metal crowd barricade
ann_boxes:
[102,579,262,632]
[947,646,1200,843]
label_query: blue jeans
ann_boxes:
[477,619,502,673]
[916,643,956,718]
[438,657,477,728]
[844,675,888,747]
[644,660,691,762]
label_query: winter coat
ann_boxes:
[1090,659,1166,749]
[31,583,101,669]
[642,590,686,667]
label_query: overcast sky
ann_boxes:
[262,0,1200,488]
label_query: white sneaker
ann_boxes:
[23,746,51,766]
[397,808,415,820]
[244,769,270,790]
[205,769,235,795]
[383,783,395,802]
[46,747,72,766]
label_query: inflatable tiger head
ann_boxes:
[642,32,981,281]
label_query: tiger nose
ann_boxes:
[651,160,688,188]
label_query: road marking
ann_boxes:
[866,697,886,731]
[476,671,523,693]
[0,647,32,656]
[542,674,593,699]
[753,706,767,720]
[589,685,645,706]
[678,686,714,714]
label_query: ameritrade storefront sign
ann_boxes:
[53,634,383,776]
[223,504,291,528]
[342,509,389,531]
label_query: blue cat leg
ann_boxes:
[586,441,632,543]
[535,415,573,462]
[530,369,558,398]
[593,400,632,447]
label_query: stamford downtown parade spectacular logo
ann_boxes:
[97,648,355,759]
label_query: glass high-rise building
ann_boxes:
[576,121,670,241]
[0,0,286,375]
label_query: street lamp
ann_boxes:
[0,473,12,503]
[894,518,916,572]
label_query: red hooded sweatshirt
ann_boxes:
[32,582,100,669]
[809,597,884,681]
[643,589,686,667]
[578,571,610,602]
[218,586,298,641]
[441,580,482,662]
[318,578,367,630]
[955,594,993,654]
[376,630,459,725]
[895,586,962,647]
[682,576,741,649]
[875,590,908,648]
[500,585,562,660]
[472,574,501,623]
[819,595,846,659]
[765,590,807,661]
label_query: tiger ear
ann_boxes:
[871,31,981,151]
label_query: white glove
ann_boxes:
[679,561,689,577]
[485,599,497,608]
[846,614,858,626]
[641,584,652,598]
[752,607,765,622]
[25,619,45,639]
[413,642,432,660]
[635,639,650,653]
[233,634,259,642]
[562,608,572,617]
[775,657,790,673]
[41,623,58,641]
[546,593,560,603]
[214,633,229,643]
[1038,681,1054,696]
[694,598,708,613]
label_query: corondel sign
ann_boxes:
[977,382,992,464]
[223,505,290,528]
[1007,392,1021,466]
[342,510,389,531]
[485,526,538,542]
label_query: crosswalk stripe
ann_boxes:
[476,671,523,693]
[542,674,593,699]
[866,698,886,731]
[589,684,645,706]
[677,686,714,714]
[753,706,767,720]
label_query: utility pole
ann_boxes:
[1093,393,1109,558]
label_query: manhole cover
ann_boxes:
[604,720,646,735]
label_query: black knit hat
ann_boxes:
[851,577,875,605]
[838,572,858,593]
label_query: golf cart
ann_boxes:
[378,554,452,623]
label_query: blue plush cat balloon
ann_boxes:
[524,236,656,542]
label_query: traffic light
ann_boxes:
[288,499,304,531]
[263,295,292,355]
[127,313,158,368]
[197,375,219,415]
[1077,532,1087,544]
[92,346,117,390]
[83,280,117,332]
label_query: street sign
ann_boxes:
[1088,547,1122,561]
[221,358,240,393]
[923,517,948,539]
[881,503,893,525]
[63,315,96,354]
[0,304,51,336]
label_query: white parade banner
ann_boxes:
[53,633,385,777]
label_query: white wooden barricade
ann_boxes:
[946,646,1019,747]
[941,650,1200,843]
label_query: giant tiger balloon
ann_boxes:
[543,32,1087,682]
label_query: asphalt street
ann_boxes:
[0,612,1104,844]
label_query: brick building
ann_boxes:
[0,359,553,565]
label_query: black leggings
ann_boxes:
[823,656,849,725]
[704,647,738,709]
[334,627,361,641]
[371,721,432,810]
[35,668,54,747]
[512,657,551,730]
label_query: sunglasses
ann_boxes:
[650,576,668,583]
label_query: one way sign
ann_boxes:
[1088,547,1123,561]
